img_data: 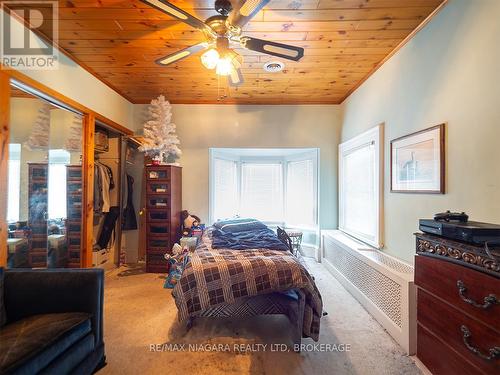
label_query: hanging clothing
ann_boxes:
[122,174,138,230]
[99,164,111,213]
[105,163,115,190]
[94,161,114,215]
[94,164,103,214]
[96,206,120,250]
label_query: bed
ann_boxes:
[171,219,323,346]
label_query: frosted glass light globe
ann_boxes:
[216,57,232,76]
[200,49,219,70]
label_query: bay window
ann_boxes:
[210,148,318,229]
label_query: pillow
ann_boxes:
[214,218,267,234]
[0,268,6,327]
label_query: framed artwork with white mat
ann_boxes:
[391,124,445,194]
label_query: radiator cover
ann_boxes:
[321,230,416,354]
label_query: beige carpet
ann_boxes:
[99,259,420,375]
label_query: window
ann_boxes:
[339,125,383,248]
[241,162,283,222]
[210,148,318,228]
[212,157,238,221]
[286,158,315,227]
[48,149,71,219]
[7,144,21,222]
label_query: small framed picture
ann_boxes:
[391,124,445,194]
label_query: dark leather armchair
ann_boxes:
[0,268,105,375]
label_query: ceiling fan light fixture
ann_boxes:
[216,56,233,76]
[201,48,220,69]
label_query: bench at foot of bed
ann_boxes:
[184,290,305,351]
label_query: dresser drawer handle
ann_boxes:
[457,280,498,309]
[461,325,500,361]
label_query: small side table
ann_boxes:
[285,230,303,256]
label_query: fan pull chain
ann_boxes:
[217,74,228,101]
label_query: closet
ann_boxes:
[93,124,123,269]
[1,73,136,270]
[91,123,142,269]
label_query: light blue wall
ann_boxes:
[133,104,342,231]
[341,0,500,263]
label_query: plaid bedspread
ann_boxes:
[172,229,323,341]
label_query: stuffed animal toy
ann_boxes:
[181,210,201,236]
[164,243,189,289]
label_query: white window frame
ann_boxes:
[209,148,319,229]
[339,124,384,248]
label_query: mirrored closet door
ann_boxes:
[6,82,84,268]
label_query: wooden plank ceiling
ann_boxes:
[38,0,445,104]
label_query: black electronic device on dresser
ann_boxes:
[415,231,500,375]
[419,210,500,245]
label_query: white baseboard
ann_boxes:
[411,355,433,375]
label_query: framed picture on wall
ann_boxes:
[390,124,445,194]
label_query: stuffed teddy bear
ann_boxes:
[181,210,201,236]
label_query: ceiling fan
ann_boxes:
[140,0,305,86]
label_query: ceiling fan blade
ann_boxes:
[228,0,270,29]
[228,67,244,87]
[141,0,209,31]
[155,42,208,66]
[240,37,304,61]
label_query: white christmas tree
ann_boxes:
[24,102,51,150]
[139,95,181,163]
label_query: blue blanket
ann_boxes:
[213,218,268,234]
[211,226,290,251]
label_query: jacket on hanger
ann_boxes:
[122,174,138,230]
[94,161,114,215]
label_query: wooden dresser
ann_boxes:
[28,163,49,268]
[66,165,83,268]
[415,233,500,375]
[145,165,182,273]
